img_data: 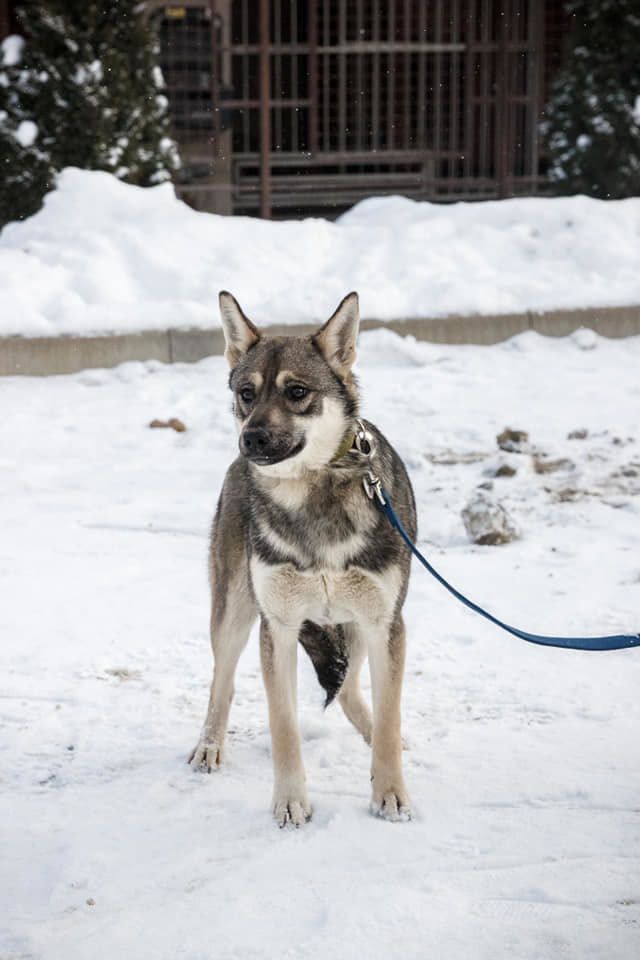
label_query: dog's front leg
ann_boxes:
[367,615,411,821]
[189,570,256,771]
[260,618,311,826]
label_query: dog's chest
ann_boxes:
[249,472,400,626]
[253,471,373,565]
[250,557,400,629]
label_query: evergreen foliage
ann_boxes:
[543,0,640,198]
[0,1,179,227]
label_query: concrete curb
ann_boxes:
[1,305,639,376]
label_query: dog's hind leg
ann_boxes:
[338,624,372,745]
[367,615,411,821]
[260,618,311,826]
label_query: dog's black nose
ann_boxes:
[241,427,270,457]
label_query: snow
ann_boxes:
[1,326,639,959]
[152,64,165,89]
[13,119,38,148]
[0,34,24,67]
[73,60,103,86]
[2,167,640,338]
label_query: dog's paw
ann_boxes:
[187,736,225,772]
[273,792,312,828]
[370,791,412,822]
[370,778,412,822]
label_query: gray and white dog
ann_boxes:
[189,291,416,825]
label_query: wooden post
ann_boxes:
[0,0,11,40]
[211,0,233,215]
[259,0,271,219]
[308,0,318,155]
[531,1,545,188]
[496,7,511,199]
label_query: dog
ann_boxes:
[188,291,417,825]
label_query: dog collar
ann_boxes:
[330,430,357,463]
[331,420,378,464]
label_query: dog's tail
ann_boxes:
[298,621,350,707]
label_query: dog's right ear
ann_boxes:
[219,291,262,368]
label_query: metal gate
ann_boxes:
[153,1,546,217]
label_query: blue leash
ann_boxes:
[376,487,640,652]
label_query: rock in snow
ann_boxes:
[496,427,530,453]
[461,491,521,545]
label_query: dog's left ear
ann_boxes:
[313,292,359,379]
[219,291,262,368]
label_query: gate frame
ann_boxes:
[148,0,548,217]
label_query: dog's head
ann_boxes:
[219,292,360,476]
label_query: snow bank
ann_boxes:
[2,167,640,338]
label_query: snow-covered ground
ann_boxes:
[1,326,639,959]
[2,168,640,338]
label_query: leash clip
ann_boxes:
[363,470,386,506]
[354,419,386,505]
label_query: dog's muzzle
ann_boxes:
[240,427,303,465]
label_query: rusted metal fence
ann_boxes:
[151,1,552,217]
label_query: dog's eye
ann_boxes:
[286,385,308,401]
[239,387,255,404]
